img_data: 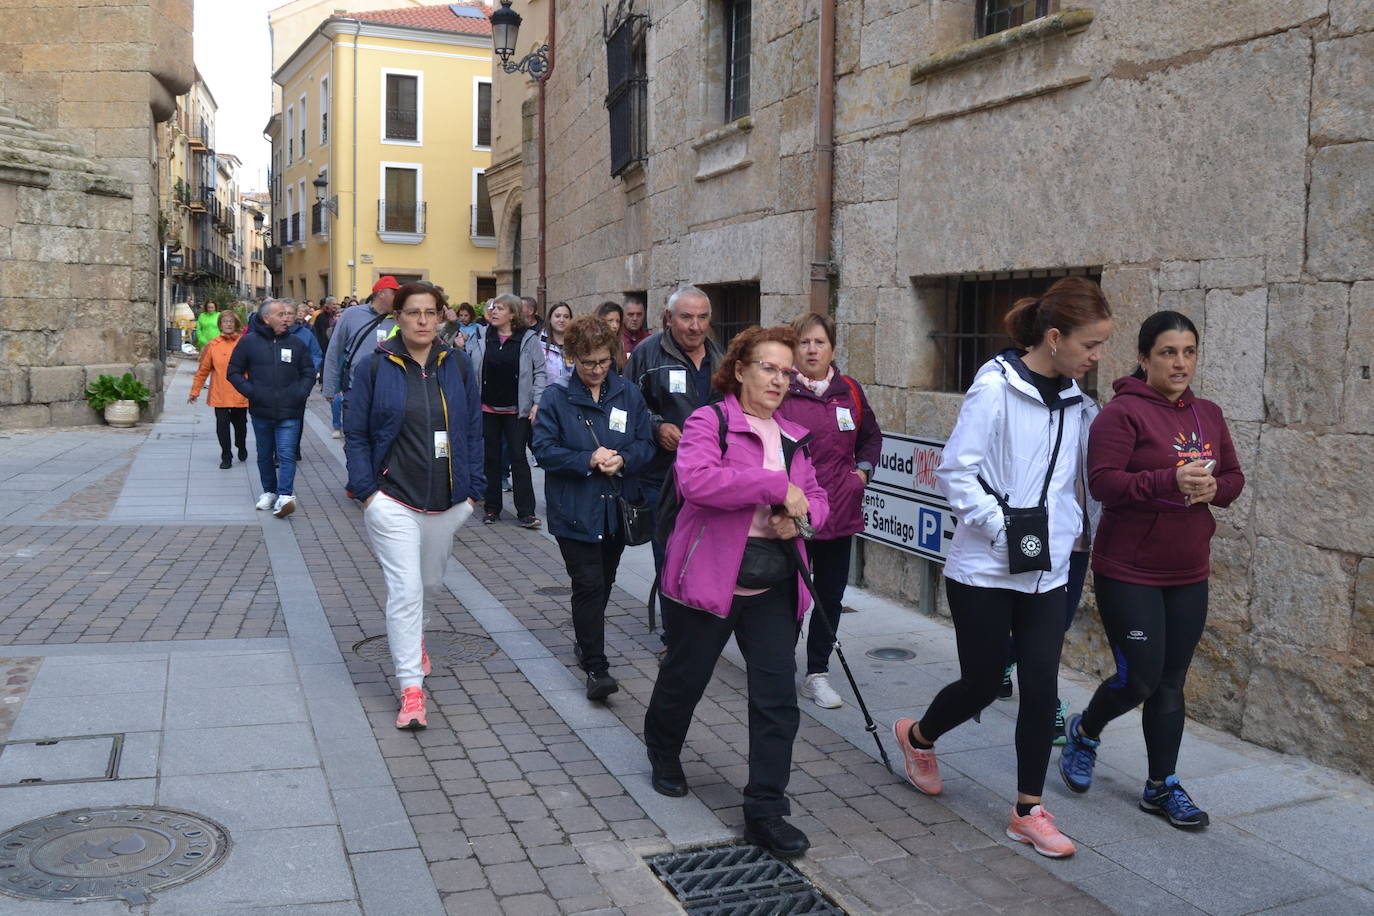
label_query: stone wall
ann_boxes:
[523,0,1374,776]
[0,0,195,428]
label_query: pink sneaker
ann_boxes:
[396,686,427,729]
[1007,805,1076,858]
[893,718,942,795]
[421,641,431,677]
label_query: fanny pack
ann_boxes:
[978,409,1064,575]
[737,537,794,589]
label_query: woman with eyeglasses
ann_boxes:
[344,283,485,730]
[643,326,829,859]
[532,316,655,701]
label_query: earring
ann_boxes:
[1051,347,1057,357]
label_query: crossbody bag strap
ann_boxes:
[1037,408,1066,510]
[580,413,623,495]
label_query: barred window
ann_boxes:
[976,0,1048,38]
[699,281,759,349]
[385,74,419,142]
[724,0,751,122]
[605,13,648,177]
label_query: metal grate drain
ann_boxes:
[353,630,498,666]
[646,844,844,914]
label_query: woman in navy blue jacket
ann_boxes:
[532,315,655,700]
[344,283,484,730]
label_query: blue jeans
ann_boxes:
[331,393,344,430]
[251,415,301,495]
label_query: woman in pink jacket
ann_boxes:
[643,325,829,859]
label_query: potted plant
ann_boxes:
[85,373,152,427]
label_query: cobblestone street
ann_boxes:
[0,362,1369,915]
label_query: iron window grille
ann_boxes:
[929,268,1101,394]
[476,82,492,148]
[378,199,426,234]
[312,201,326,236]
[699,281,760,349]
[385,75,419,141]
[604,8,649,177]
[976,0,1049,38]
[724,0,751,122]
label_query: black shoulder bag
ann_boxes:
[978,409,1064,575]
[581,415,653,546]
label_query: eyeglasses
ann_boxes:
[749,361,798,381]
[576,357,613,371]
[400,309,438,320]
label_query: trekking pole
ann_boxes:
[787,538,894,774]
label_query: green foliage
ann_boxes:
[85,373,152,411]
[200,280,238,313]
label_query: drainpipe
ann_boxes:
[351,18,362,297]
[810,0,836,314]
[536,0,556,311]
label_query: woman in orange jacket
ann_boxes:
[189,311,250,469]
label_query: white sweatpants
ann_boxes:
[363,494,473,688]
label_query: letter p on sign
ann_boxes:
[918,507,941,553]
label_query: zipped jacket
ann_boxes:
[226,322,316,420]
[936,350,1089,594]
[343,337,485,506]
[190,333,249,408]
[466,327,546,418]
[775,367,881,540]
[322,304,396,398]
[660,394,830,621]
[530,371,656,542]
[623,330,725,481]
[288,323,324,375]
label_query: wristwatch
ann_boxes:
[795,513,815,540]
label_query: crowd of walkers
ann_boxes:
[183,274,1241,862]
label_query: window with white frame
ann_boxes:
[471,168,494,241]
[297,180,306,245]
[299,96,307,154]
[383,70,422,144]
[320,77,329,145]
[379,163,424,242]
[474,78,491,149]
[286,106,295,161]
[286,186,295,243]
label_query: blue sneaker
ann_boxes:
[1058,713,1099,793]
[1140,775,1209,829]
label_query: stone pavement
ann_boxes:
[0,358,1367,914]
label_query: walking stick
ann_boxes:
[787,538,894,774]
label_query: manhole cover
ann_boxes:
[535,586,573,596]
[865,646,916,661]
[647,844,842,914]
[0,806,230,906]
[353,630,497,666]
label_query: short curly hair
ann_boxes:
[711,326,798,396]
[563,315,619,362]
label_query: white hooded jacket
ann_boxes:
[936,351,1089,594]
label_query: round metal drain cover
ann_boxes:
[353,629,498,666]
[865,646,916,661]
[0,806,229,905]
[535,586,573,596]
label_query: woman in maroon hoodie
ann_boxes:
[775,312,881,710]
[1059,311,1244,829]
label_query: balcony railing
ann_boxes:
[378,199,425,235]
[470,204,495,239]
[312,201,327,236]
[384,109,418,141]
[289,213,301,244]
[278,218,288,246]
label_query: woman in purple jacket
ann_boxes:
[775,312,881,709]
[643,325,829,859]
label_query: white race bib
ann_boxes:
[668,369,687,394]
[280,348,292,363]
[608,408,628,433]
[836,406,855,431]
[433,430,450,458]
[376,328,388,343]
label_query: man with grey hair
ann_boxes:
[228,298,317,518]
[623,285,725,578]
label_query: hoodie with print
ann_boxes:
[1087,376,1244,586]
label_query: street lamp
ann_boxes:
[313,174,338,216]
[491,0,550,78]
[253,210,265,232]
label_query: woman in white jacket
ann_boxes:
[892,276,1112,859]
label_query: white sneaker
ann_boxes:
[255,492,275,511]
[272,494,297,518]
[331,428,342,439]
[801,673,843,709]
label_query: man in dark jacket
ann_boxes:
[228,298,316,518]
[622,285,725,574]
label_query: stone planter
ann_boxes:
[103,400,139,427]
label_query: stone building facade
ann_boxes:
[0,0,194,426]
[499,0,1374,776]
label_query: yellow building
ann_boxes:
[271,3,497,303]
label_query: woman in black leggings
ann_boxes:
[894,277,1113,859]
[1060,311,1244,829]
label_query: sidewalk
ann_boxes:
[0,359,1368,915]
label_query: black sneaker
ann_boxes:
[743,816,810,858]
[999,664,1014,699]
[585,670,619,701]
[483,511,499,525]
[518,515,542,529]
[649,754,687,797]
[237,446,248,462]
[1140,775,1210,829]
[219,456,233,470]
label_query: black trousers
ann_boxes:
[1081,574,1209,780]
[482,413,534,517]
[557,535,626,675]
[922,578,1066,796]
[215,407,247,459]
[804,535,851,675]
[644,587,801,819]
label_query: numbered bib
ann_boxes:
[609,408,628,433]
[434,430,450,458]
[836,406,855,431]
[669,369,688,394]
[280,349,292,363]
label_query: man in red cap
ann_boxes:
[322,276,400,430]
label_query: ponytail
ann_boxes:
[1003,296,1043,349]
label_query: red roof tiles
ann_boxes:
[348,2,492,36]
